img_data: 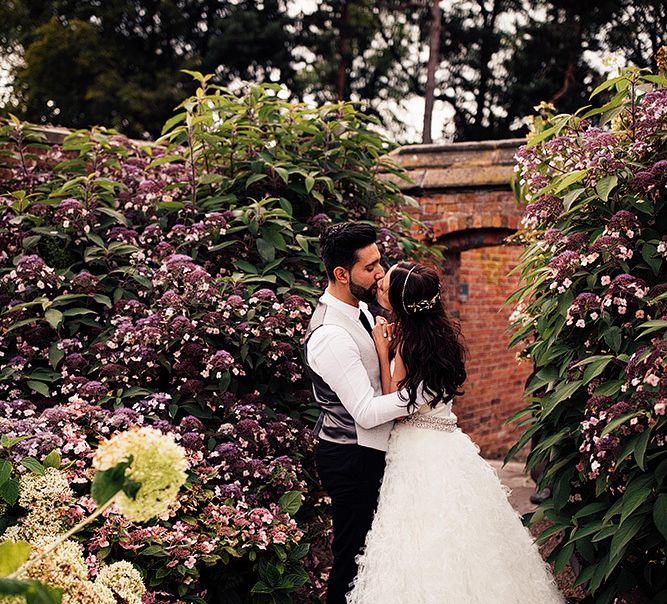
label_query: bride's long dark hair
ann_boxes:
[387,261,466,410]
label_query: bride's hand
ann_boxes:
[372,317,393,358]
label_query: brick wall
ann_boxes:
[451,245,532,458]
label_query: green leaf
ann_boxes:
[0,478,19,505]
[591,524,618,543]
[553,169,589,193]
[93,294,112,308]
[525,366,559,393]
[562,187,586,211]
[0,541,31,576]
[47,343,64,370]
[595,174,618,201]
[281,572,309,588]
[633,428,651,471]
[640,243,662,276]
[43,450,61,470]
[234,260,258,274]
[600,411,646,436]
[573,562,596,588]
[26,381,49,397]
[0,460,11,486]
[275,167,289,184]
[567,521,605,543]
[198,173,224,185]
[619,474,654,525]
[140,545,167,557]
[607,515,644,577]
[44,309,63,330]
[635,320,667,338]
[22,235,41,250]
[305,175,315,193]
[655,459,667,485]
[552,542,574,575]
[245,173,268,188]
[279,491,303,516]
[96,206,128,226]
[0,436,30,450]
[21,457,45,476]
[256,238,275,262]
[592,379,624,397]
[582,356,614,385]
[262,563,282,587]
[603,326,622,353]
[654,494,667,541]
[589,75,627,98]
[288,543,310,561]
[250,580,272,594]
[542,380,583,419]
[91,456,135,507]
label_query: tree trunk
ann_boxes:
[336,0,351,101]
[472,0,499,140]
[422,0,442,143]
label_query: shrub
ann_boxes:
[507,64,667,603]
[0,76,433,602]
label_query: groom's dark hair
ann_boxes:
[320,222,377,280]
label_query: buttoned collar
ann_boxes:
[321,288,369,322]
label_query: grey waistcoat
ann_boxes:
[303,298,382,445]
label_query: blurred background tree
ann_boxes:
[0,0,664,142]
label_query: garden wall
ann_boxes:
[389,140,530,457]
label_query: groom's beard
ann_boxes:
[349,276,377,304]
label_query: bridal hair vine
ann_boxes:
[401,265,441,314]
[405,291,441,313]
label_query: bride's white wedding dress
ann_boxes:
[347,402,564,604]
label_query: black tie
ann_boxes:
[359,310,373,336]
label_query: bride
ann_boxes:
[347,261,564,604]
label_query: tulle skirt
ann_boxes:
[347,422,564,604]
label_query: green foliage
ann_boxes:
[0,578,62,604]
[0,542,61,604]
[507,66,667,602]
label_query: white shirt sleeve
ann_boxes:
[307,325,411,429]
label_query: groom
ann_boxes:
[304,222,421,603]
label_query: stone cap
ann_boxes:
[386,138,525,191]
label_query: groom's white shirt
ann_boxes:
[306,289,413,451]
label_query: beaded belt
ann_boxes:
[398,415,458,432]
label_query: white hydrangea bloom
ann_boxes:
[93,426,188,521]
[95,560,146,604]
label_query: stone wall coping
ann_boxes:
[390,138,525,158]
[386,138,525,191]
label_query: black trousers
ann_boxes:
[315,440,386,604]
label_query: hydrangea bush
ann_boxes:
[0,75,431,602]
[0,426,187,603]
[507,63,667,602]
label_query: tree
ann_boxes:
[1,0,664,142]
[422,0,442,143]
[0,1,301,138]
